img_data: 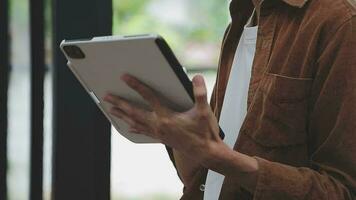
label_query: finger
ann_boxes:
[104,94,151,125]
[110,107,147,131]
[109,107,136,126]
[128,127,146,135]
[128,127,140,133]
[192,75,208,110]
[121,74,161,109]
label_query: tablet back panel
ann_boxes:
[60,35,194,143]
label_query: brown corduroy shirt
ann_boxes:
[166,0,356,199]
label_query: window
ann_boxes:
[7,0,53,198]
[5,0,230,199]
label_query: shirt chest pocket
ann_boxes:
[240,73,313,147]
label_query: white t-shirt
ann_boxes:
[203,18,258,200]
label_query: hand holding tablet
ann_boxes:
[60,34,224,143]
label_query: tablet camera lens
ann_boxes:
[63,45,85,59]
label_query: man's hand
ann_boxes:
[104,74,223,164]
[104,74,259,191]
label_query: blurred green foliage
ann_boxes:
[113,0,230,68]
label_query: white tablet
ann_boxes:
[60,34,224,143]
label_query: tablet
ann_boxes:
[60,34,224,143]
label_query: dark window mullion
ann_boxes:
[29,0,45,199]
[0,0,10,198]
[51,0,112,199]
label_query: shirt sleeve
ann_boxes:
[252,16,356,200]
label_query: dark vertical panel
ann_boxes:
[51,0,112,199]
[29,0,45,198]
[0,0,10,198]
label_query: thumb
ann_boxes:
[192,75,208,110]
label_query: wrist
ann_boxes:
[201,141,259,192]
[203,141,258,176]
[200,141,231,172]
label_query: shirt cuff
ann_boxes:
[253,157,311,200]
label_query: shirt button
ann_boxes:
[199,184,205,192]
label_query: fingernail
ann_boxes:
[110,109,121,117]
[103,94,111,101]
[129,128,139,133]
[121,74,130,81]
[193,75,204,87]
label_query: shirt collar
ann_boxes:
[252,0,309,8]
[282,0,309,7]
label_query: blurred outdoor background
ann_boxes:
[7,0,230,199]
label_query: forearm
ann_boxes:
[201,141,259,193]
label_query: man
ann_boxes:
[104,0,356,199]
